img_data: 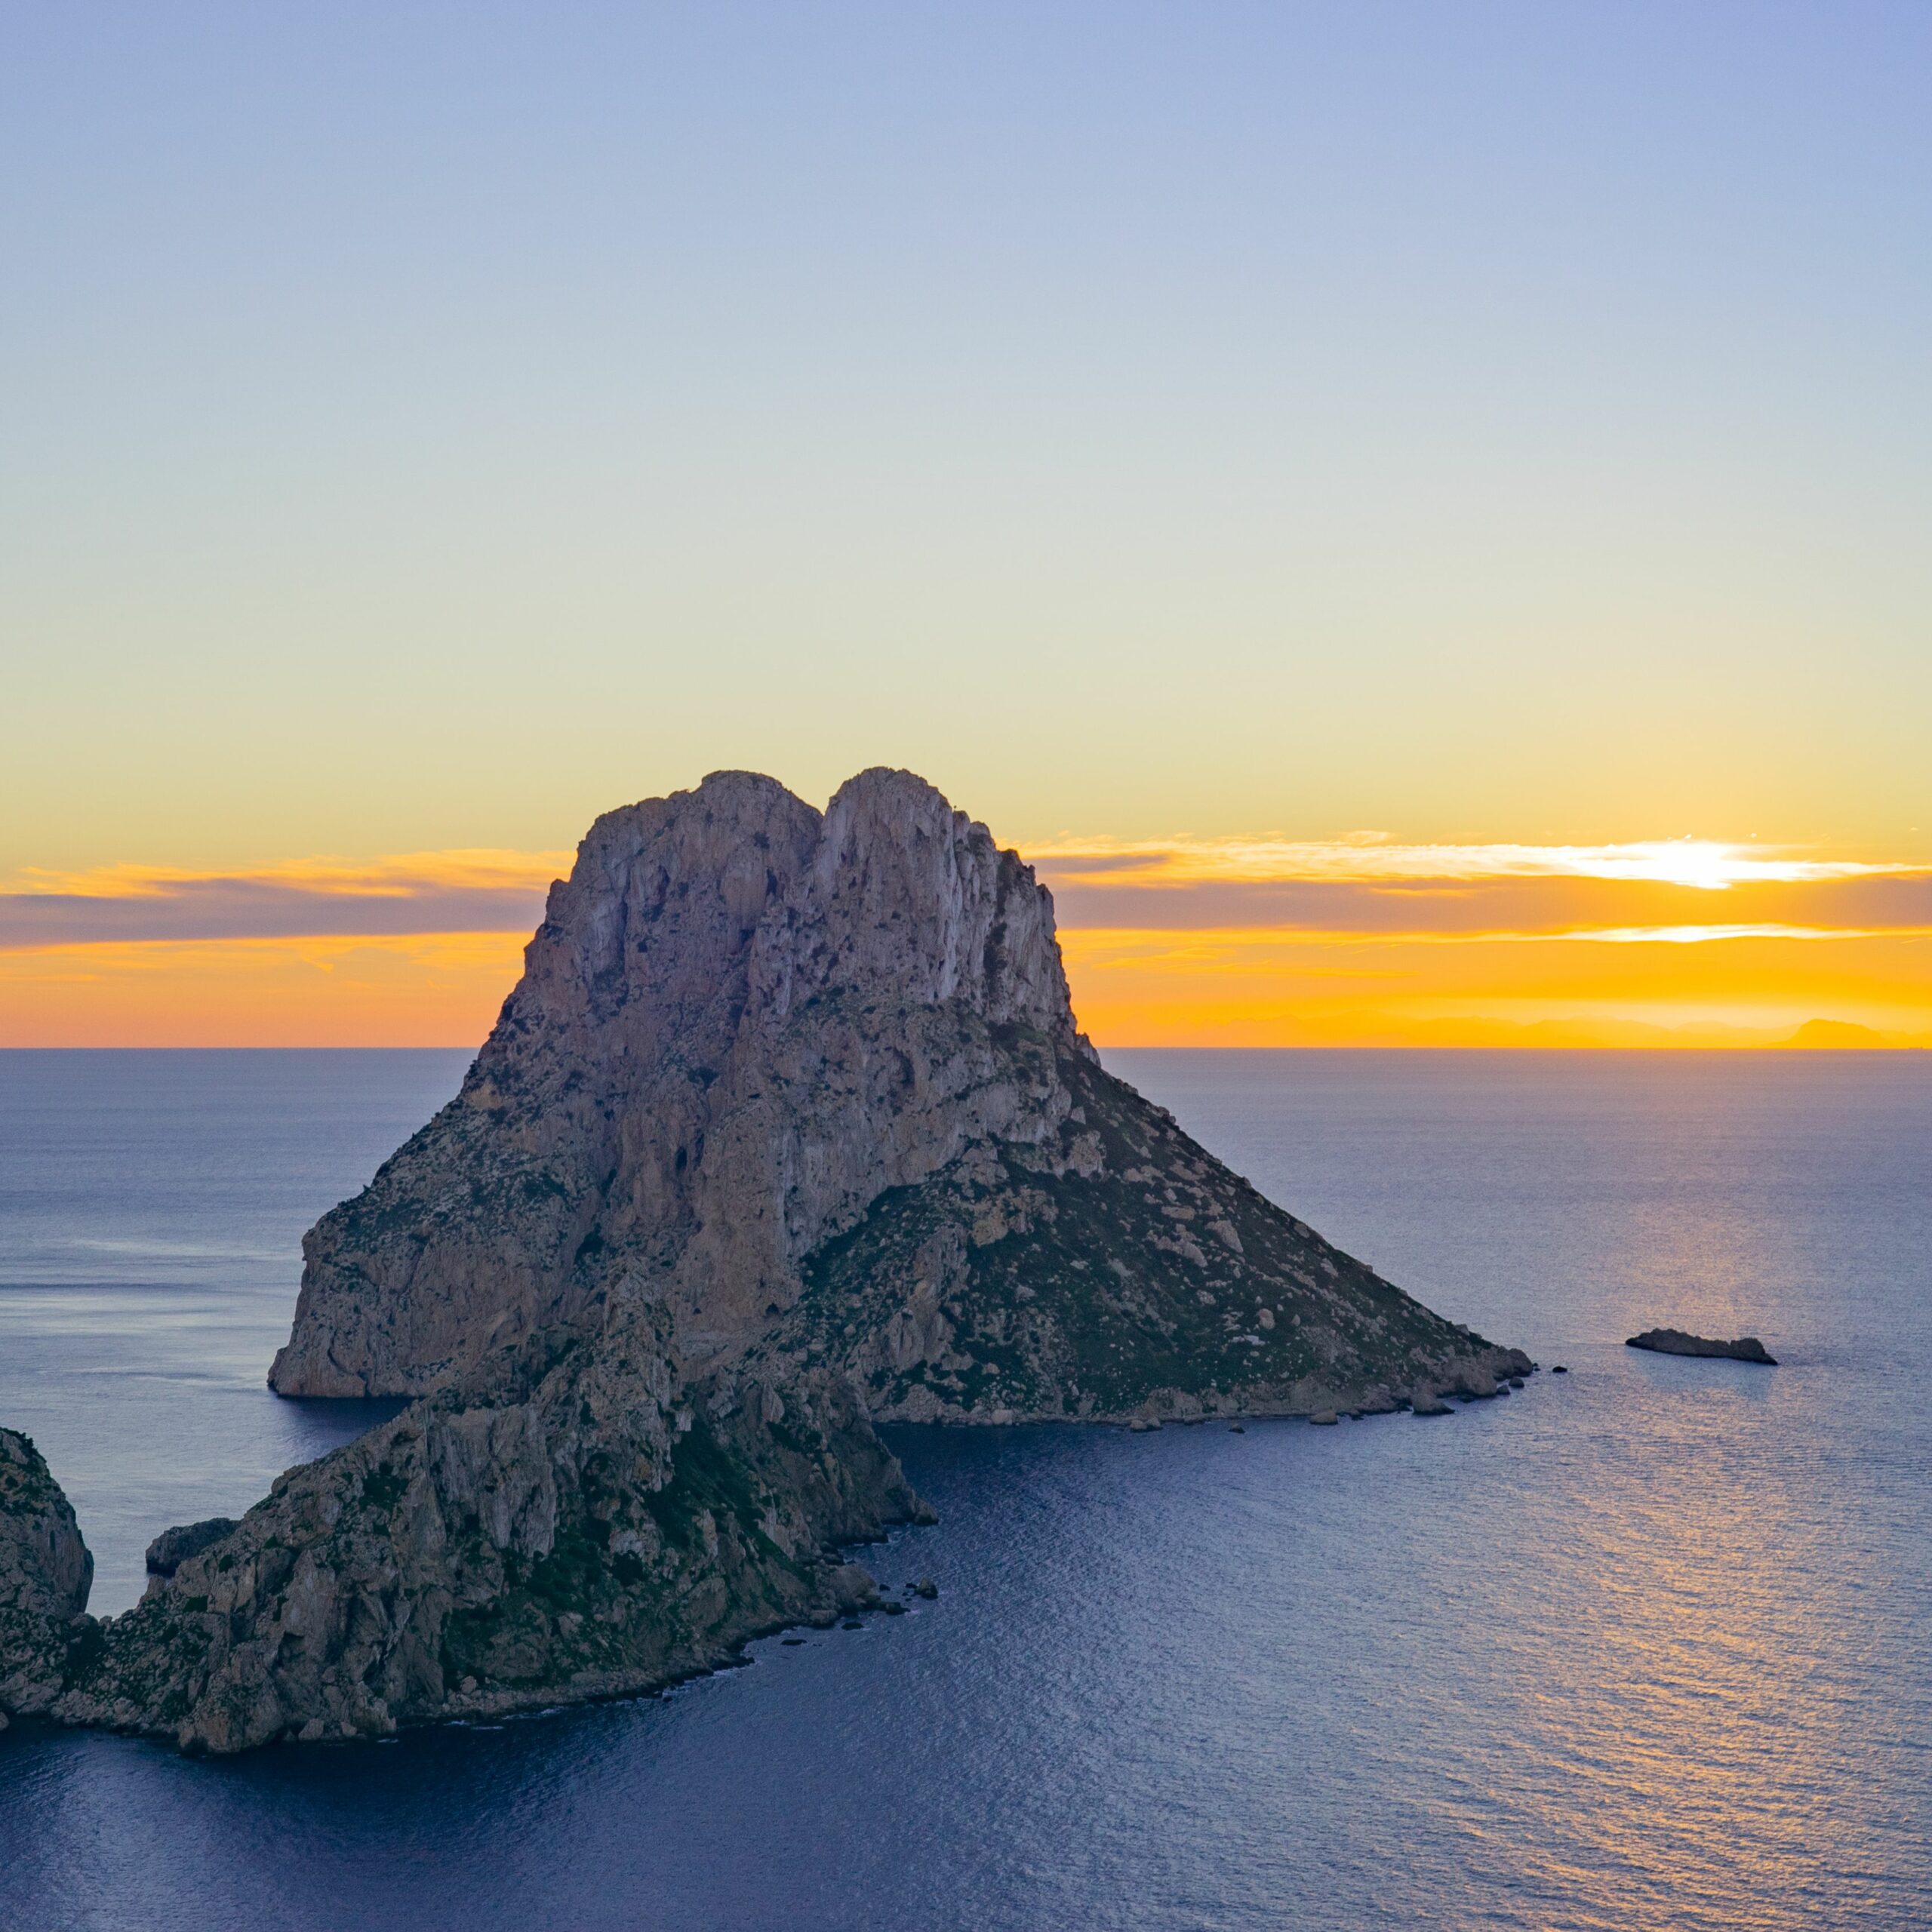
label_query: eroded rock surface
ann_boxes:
[54,768,1526,1752]
[1,1428,94,1721]
[59,1309,917,1753]
[269,768,1521,1421]
[269,768,1078,1398]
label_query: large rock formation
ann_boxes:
[268,768,1081,1397]
[0,1429,94,1727]
[268,768,1515,1421]
[48,768,1527,1752]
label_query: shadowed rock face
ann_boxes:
[1,1429,94,1722]
[144,1518,241,1589]
[45,768,1526,1752]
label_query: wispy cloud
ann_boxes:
[1026,833,1899,890]
[9,839,1929,954]
[5,838,1927,1048]
[0,852,568,949]
[1026,838,1932,943]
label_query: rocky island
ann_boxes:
[1627,1328,1777,1364]
[7,769,1528,1752]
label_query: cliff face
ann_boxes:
[58,1309,915,1753]
[271,768,1078,1398]
[46,768,1527,1752]
[269,766,1511,1420]
[0,1429,94,1725]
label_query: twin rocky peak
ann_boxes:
[8,768,1526,1753]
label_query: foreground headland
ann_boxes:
[4,769,1526,1752]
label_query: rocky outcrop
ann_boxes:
[1,1429,94,1724]
[52,768,1527,1752]
[1627,1328,1777,1365]
[269,768,1080,1398]
[755,1042,1523,1423]
[58,1307,921,1753]
[269,768,1521,1422]
[143,1518,240,1593]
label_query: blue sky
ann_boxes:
[4,2,1928,878]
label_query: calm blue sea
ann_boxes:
[1,1048,1927,1931]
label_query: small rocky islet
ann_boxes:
[2,768,1529,1754]
[1626,1328,1778,1365]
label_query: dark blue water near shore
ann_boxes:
[2,1048,1928,1930]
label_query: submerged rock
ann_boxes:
[54,768,1527,1752]
[1626,1328,1777,1365]
[0,1429,94,1721]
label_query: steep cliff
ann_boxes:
[271,769,1079,1396]
[269,767,1513,1418]
[58,1307,916,1753]
[51,768,1526,1751]
[0,1429,94,1727]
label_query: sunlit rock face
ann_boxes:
[271,764,1522,1425]
[270,768,1085,1398]
[54,769,1524,1753]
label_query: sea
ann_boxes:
[0,1047,1927,1932]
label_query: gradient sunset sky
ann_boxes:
[4,4,1928,1047]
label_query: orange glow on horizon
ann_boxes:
[1,838,1927,1050]
[1055,926,1932,1049]
[0,934,529,1049]
[1025,833,1907,891]
[0,922,1924,1050]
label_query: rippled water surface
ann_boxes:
[2,1048,1927,1930]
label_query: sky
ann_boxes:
[2,3,1927,1047]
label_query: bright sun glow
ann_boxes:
[1023,835,1898,891]
[1563,841,1797,891]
